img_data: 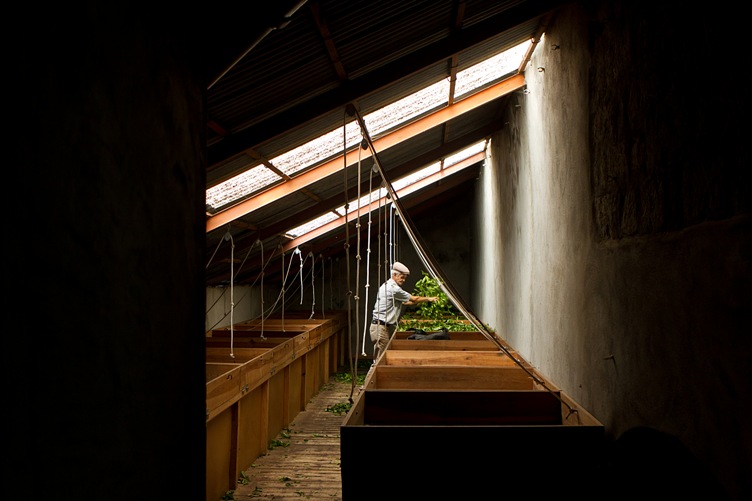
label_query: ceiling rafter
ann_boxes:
[281,151,484,252]
[206,120,499,273]
[309,1,348,81]
[207,0,561,168]
[206,73,525,233]
[210,156,482,286]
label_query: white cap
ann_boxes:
[391,262,410,275]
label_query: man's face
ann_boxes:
[394,272,408,286]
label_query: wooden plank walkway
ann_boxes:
[231,373,360,500]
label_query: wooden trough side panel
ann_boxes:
[318,338,330,383]
[206,406,234,501]
[388,339,499,351]
[267,371,286,443]
[559,391,603,427]
[340,423,606,500]
[209,329,302,338]
[343,391,365,426]
[286,358,304,417]
[205,336,288,348]
[206,362,241,382]
[235,385,266,484]
[383,350,517,367]
[368,366,536,390]
[362,390,563,426]
[271,339,295,367]
[205,347,269,362]
[206,364,242,419]
[304,350,319,403]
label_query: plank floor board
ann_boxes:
[231,373,359,500]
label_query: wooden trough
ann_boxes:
[205,312,347,501]
[341,330,606,499]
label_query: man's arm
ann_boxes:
[404,295,439,306]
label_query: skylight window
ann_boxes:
[271,122,362,177]
[363,79,450,136]
[206,165,281,210]
[455,40,530,98]
[444,141,487,167]
[206,40,531,213]
[286,211,341,238]
[393,163,442,191]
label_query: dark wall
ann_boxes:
[7,4,206,500]
[479,2,751,499]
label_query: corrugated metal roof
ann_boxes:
[205,0,568,286]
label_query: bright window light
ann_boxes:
[287,211,341,237]
[207,41,530,212]
[206,165,282,210]
[455,40,530,98]
[272,122,362,177]
[444,141,486,167]
[363,79,450,136]
[393,163,442,191]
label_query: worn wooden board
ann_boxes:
[206,336,288,348]
[205,347,269,363]
[388,338,499,351]
[232,374,352,501]
[206,364,242,417]
[368,365,536,390]
[383,349,517,366]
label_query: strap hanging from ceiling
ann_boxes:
[341,108,356,401]
[360,160,376,357]
[319,254,326,319]
[259,240,265,339]
[227,230,235,358]
[308,252,316,319]
[353,139,365,363]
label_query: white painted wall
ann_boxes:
[205,285,261,331]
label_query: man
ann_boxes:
[370,261,439,360]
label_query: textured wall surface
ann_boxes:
[475,2,750,499]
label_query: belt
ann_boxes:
[372,319,395,327]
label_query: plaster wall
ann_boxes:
[206,285,261,331]
[473,2,750,499]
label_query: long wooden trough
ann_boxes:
[341,330,606,499]
[205,311,347,501]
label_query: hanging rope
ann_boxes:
[350,106,581,421]
[296,247,303,305]
[263,246,299,321]
[281,248,286,330]
[329,257,334,310]
[372,182,386,358]
[259,239,265,339]
[226,230,235,359]
[341,107,357,403]
[352,137,365,371]
[308,252,316,319]
[360,160,376,356]
[206,230,259,320]
[319,254,326,319]
[205,239,277,332]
